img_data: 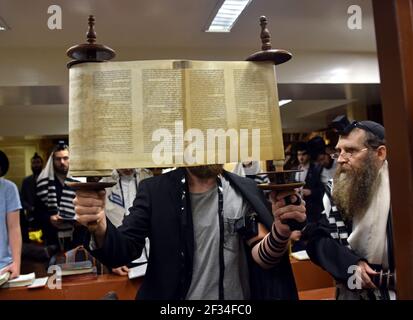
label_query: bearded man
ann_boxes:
[74,164,306,300]
[36,142,81,250]
[306,120,395,300]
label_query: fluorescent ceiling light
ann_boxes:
[279,99,292,107]
[0,16,10,31]
[206,0,252,33]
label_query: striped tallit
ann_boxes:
[36,154,78,219]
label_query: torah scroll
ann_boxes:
[68,60,284,176]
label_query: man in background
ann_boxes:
[295,142,324,223]
[101,168,153,276]
[292,142,324,251]
[36,142,82,251]
[311,140,338,187]
[233,161,270,185]
[20,153,43,236]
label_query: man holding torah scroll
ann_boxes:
[74,164,306,300]
[69,58,306,299]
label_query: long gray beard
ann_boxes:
[332,154,380,220]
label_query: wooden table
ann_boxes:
[290,257,336,300]
[1,258,334,300]
[298,287,336,300]
[0,274,142,300]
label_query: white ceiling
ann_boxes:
[0,0,379,137]
[0,0,376,52]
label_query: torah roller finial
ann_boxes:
[66,15,116,68]
[246,16,292,65]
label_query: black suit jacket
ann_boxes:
[89,168,298,300]
[302,163,324,223]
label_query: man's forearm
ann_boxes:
[91,227,107,249]
[88,219,144,269]
[252,223,290,269]
[306,232,362,283]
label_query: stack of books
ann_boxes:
[0,272,36,288]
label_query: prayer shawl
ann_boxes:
[36,154,77,219]
[233,161,270,185]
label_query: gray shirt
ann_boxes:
[185,177,250,300]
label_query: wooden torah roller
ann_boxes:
[256,170,306,231]
[65,180,116,231]
[255,170,304,191]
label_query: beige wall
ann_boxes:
[0,138,57,188]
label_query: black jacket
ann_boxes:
[306,215,361,284]
[89,168,298,300]
[302,163,324,223]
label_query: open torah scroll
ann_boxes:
[69,60,284,176]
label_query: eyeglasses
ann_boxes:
[330,147,368,160]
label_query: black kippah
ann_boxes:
[356,120,385,140]
[342,120,385,140]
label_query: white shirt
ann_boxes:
[119,174,138,213]
[321,159,337,186]
[296,163,309,183]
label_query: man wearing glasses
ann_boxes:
[306,119,395,300]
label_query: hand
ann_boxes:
[112,266,129,276]
[270,190,306,237]
[302,188,312,197]
[49,214,62,227]
[290,230,302,242]
[73,190,107,238]
[1,261,20,279]
[356,260,379,289]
